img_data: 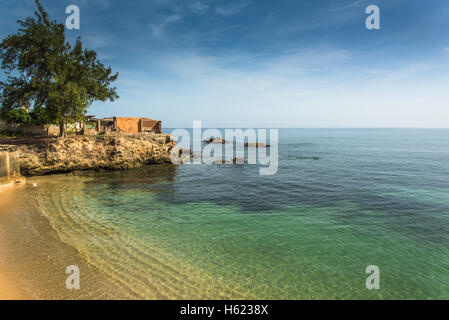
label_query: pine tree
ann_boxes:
[0,0,118,136]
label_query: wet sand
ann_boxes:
[0,266,30,300]
[0,179,128,300]
[0,182,30,299]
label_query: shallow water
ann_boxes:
[12,129,449,299]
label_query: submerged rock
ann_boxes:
[245,142,270,147]
[203,137,228,144]
[215,157,244,164]
[295,156,320,160]
[178,148,193,156]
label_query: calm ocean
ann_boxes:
[27,129,449,299]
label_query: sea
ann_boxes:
[3,129,449,299]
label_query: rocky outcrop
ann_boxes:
[203,137,228,144]
[215,157,245,164]
[245,142,270,147]
[0,134,178,176]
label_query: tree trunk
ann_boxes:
[59,120,66,138]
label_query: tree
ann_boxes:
[1,108,32,124]
[0,0,118,136]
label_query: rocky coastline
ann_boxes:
[0,133,178,178]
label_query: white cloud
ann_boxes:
[101,50,449,128]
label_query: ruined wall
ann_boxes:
[114,117,141,134]
[114,117,162,134]
[0,151,21,184]
[139,119,162,134]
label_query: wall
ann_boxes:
[0,151,21,184]
[114,117,141,134]
[139,119,162,134]
[0,121,59,136]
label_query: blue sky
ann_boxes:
[1,0,449,127]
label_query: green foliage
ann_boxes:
[1,108,32,124]
[0,106,49,125]
[0,0,118,135]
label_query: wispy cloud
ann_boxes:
[149,14,183,38]
[215,1,251,17]
[101,49,449,128]
[187,0,209,14]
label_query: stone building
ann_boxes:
[108,117,162,134]
[0,115,162,136]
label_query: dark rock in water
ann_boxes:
[245,142,270,147]
[178,148,192,156]
[204,137,228,144]
[215,157,244,164]
[295,156,320,160]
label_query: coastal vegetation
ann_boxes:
[0,0,118,137]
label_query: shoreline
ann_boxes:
[0,172,249,300]
[0,134,177,177]
[0,183,30,300]
[0,178,131,299]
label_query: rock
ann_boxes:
[245,142,270,147]
[204,137,228,144]
[215,157,244,164]
[178,148,193,156]
[4,135,177,176]
[154,137,168,145]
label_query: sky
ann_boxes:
[1,0,449,128]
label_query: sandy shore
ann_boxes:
[0,182,31,300]
[0,177,131,300]
[0,267,30,300]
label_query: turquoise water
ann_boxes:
[31,129,449,299]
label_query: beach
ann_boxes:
[0,266,29,300]
[0,180,131,299]
[0,129,448,299]
[0,184,29,299]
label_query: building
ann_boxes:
[82,116,162,135]
[0,113,162,136]
[113,117,162,134]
